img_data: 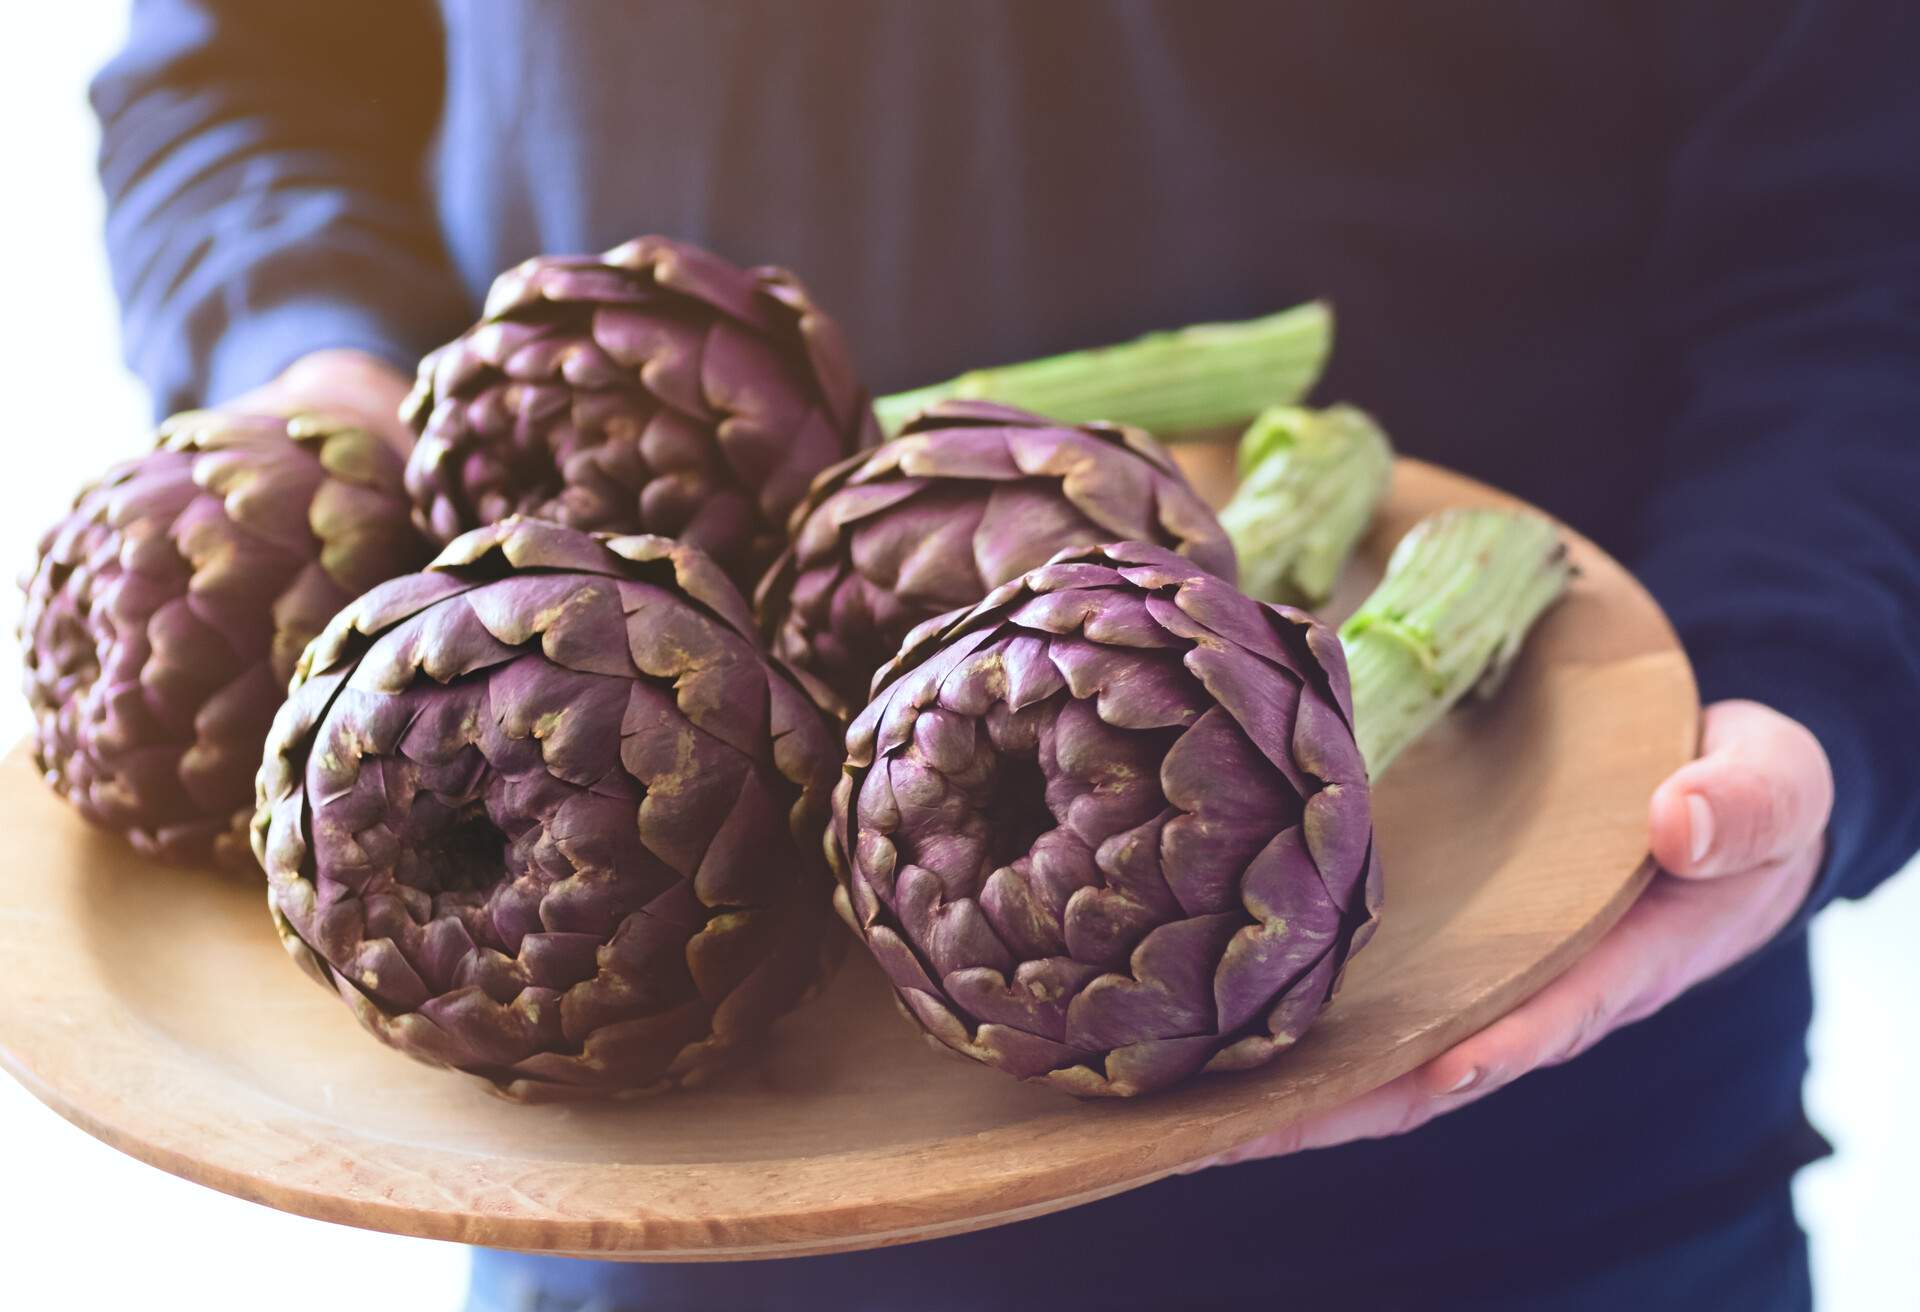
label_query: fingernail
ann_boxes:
[1686,793,1715,864]
[1444,1068,1480,1095]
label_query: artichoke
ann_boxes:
[253,518,844,1100]
[402,235,880,591]
[829,514,1568,1097]
[21,412,429,868]
[756,400,1237,714]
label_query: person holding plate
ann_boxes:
[88,2,1919,1308]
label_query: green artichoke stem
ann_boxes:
[1339,509,1572,777]
[1218,404,1394,608]
[873,301,1333,439]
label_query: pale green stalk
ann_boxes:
[874,302,1332,438]
[1218,404,1393,608]
[1340,510,1572,775]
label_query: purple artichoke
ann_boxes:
[828,541,1379,1098]
[21,412,429,868]
[757,401,1237,714]
[253,519,844,1100]
[402,235,880,591]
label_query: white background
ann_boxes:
[1,12,1914,1311]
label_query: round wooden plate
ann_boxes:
[0,455,1696,1261]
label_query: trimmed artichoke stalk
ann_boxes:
[873,301,1332,439]
[20,411,430,869]
[829,517,1567,1099]
[402,235,880,593]
[1340,509,1572,775]
[1218,404,1394,608]
[755,399,1237,716]
[253,519,845,1101]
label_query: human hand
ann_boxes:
[1184,698,1832,1170]
[223,348,416,454]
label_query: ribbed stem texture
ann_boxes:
[1218,404,1393,608]
[1340,510,1571,775]
[874,302,1332,438]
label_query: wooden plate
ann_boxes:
[0,455,1696,1261]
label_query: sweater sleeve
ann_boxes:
[89,0,470,416]
[1632,0,1920,909]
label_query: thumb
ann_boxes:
[1649,700,1833,879]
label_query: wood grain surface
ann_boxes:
[0,455,1697,1260]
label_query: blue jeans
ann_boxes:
[465,1186,1813,1311]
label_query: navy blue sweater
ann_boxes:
[92,1,1919,1304]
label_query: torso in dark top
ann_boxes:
[431,2,1707,552]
